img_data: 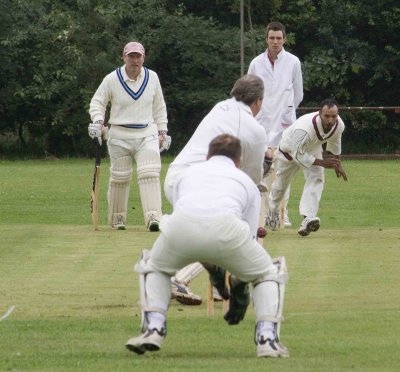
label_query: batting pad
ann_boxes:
[135,250,169,332]
[174,262,205,285]
[108,156,132,225]
[136,149,162,226]
[252,256,288,339]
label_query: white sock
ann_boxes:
[256,321,275,340]
[147,312,166,331]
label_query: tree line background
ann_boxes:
[0,0,399,158]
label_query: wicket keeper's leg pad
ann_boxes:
[224,277,250,325]
[204,264,230,300]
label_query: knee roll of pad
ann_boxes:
[137,150,161,180]
[252,256,288,287]
[110,156,133,184]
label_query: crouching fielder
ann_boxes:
[126,134,289,358]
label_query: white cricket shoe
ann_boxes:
[283,213,292,227]
[275,340,290,358]
[171,279,202,305]
[256,336,280,358]
[298,216,320,236]
[112,221,126,230]
[147,213,160,232]
[266,209,280,231]
[112,215,126,230]
[125,328,166,355]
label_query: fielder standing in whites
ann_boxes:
[248,21,303,227]
[164,74,269,305]
[126,134,289,358]
[88,41,169,231]
[267,99,347,236]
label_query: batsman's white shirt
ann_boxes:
[165,98,267,202]
[173,156,260,237]
[89,65,168,140]
[248,48,303,148]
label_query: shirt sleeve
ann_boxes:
[293,59,304,109]
[240,142,264,185]
[291,129,316,168]
[89,76,111,123]
[242,182,261,238]
[152,74,168,132]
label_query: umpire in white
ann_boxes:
[126,134,289,358]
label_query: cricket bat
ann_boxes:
[90,139,102,230]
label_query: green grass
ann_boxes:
[0,159,400,371]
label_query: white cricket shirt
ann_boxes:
[248,47,303,147]
[173,156,261,237]
[89,65,168,139]
[170,98,267,185]
[279,111,345,168]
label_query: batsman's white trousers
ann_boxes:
[107,135,160,168]
[269,151,324,218]
[144,209,279,321]
[107,135,162,226]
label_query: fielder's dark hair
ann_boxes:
[230,74,264,106]
[320,98,338,109]
[266,21,286,38]
[207,134,242,162]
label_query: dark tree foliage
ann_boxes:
[0,0,399,156]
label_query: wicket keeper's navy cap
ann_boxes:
[123,42,145,56]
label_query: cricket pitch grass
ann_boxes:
[0,158,399,371]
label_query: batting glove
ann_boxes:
[159,132,172,153]
[88,121,103,146]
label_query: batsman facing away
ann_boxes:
[88,41,170,232]
[126,134,289,358]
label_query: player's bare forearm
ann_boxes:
[314,157,340,169]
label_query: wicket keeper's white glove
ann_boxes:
[88,121,103,146]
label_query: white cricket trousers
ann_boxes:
[143,209,280,322]
[269,151,325,218]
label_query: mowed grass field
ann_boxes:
[0,157,399,371]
